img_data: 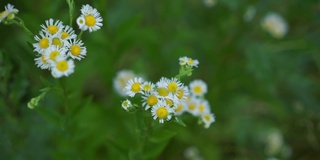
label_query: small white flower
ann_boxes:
[77,4,103,32]
[151,100,174,123]
[121,99,132,111]
[189,79,207,97]
[174,102,187,116]
[34,52,51,70]
[41,18,64,35]
[187,58,199,67]
[142,91,159,110]
[60,25,77,40]
[0,3,19,23]
[51,56,75,78]
[65,39,87,60]
[261,12,288,39]
[141,81,155,93]
[33,31,52,53]
[179,56,189,66]
[124,77,144,97]
[113,70,136,96]
[44,45,67,64]
[196,99,211,116]
[201,112,215,128]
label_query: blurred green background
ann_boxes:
[1,0,320,159]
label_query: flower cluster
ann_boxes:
[33,4,103,78]
[0,3,18,23]
[120,57,215,128]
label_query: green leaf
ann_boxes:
[174,116,187,127]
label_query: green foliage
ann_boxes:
[1,0,320,159]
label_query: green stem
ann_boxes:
[14,17,34,38]
[58,78,70,130]
[66,0,75,27]
[78,30,83,39]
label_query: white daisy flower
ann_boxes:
[142,91,159,110]
[141,81,155,93]
[175,86,189,102]
[187,57,199,67]
[41,18,64,35]
[50,35,66,48]
[151,100,174,123]
[201,112,215,128]
[113,70,136,96]
[34,52,51,70]
[166,77,182,94]
[51,56,75,78]
[121,99,132,111]
[33,31,52,53]
[0,3,19,23]
[189,79,207,97]
[60,25,77,40]
[261,12,288,39]
[179,56,189,66]
[44,45,67,64]
[65,39,87,60]
[185,97,199,116]
[196,99,211,116]
[124,77,144,97]
[156,77,171,99]
[174,101,187,116]
[77,4,103,32]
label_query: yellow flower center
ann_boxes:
[194,86,202,94]
[177,89,183,99]
[70,45,81,56]
[199,104,205,113]
[157,87,169,97]
[56,60,69,72]
[131,82,141,92]
[47,25,59,34]
[175,105,183,112]
[123,101,129,107]
[52,38,62,47]
[0,11,8,18]
[188,59,194,65]
[167,82,178,92]
[85,15,96,27]
[156,107,168,119]
[143,84,152,92]
[61,31,69,39]
[39,38,50,49]
[147,95,158,106]
[204,115,211,121]
[188,103,195,111]
[49,51,60,61]
[165,98,173,106]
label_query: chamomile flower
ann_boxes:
[44,45,67,64]
[77,4,103,32]
[113,70,136,96]
[187,57,199,67]
[33,31,52,52]
[41,19,64,36]
[60,25,77,40]
[124,77,144,97]
[179,56,189,66]
[185,97,199,116]
[174,102,186,116]
[51,55,75,78]
[156,77,171,99]
[196,100,211,116]
[0,3,19,23]
[65,39,87,60]
[34,52,50,70]
[142,81,155,93]
[151,100,174,123]
[50,35,66,48]
[121,99,132,111]
[201,112,215,128]
[175,86,189,102]
[166,77,182,94]
[189,79,207,97]
[142,91,159,110]
[261,12,288,39]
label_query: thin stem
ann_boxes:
[78,30,83,39]
[14,17,34,38]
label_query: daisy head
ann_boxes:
[51,55,75,78]
[0,4,19,23]
[261,12,288,39]
[34,52,50,70]
[174,102,186,116]
[121,99,132,111]
[141,81,155,93]
[201,112,215,128]
[197,100,211,116]
[44,45,67,64]
[60,25,77,40]
[41,19,64,36]
[33,31,52,53]
[113,70,136,96]
[185,97,199,116]
[189,79,207,97]
[124,77,144,97]
[151,100,175,123]
[179,56,199,67]
[66,39,87,60]
[156,77,170,98]
[77,4,103,32]
[142,91,159,110]
[166,77,182,94]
